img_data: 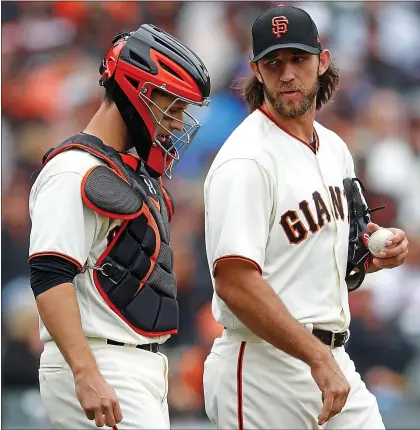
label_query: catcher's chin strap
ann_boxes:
[344,177,385,292]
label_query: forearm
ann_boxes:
[36,282,98,376]
[216,269,328,366]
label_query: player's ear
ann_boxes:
[249,61,263,83]
[318,50,331,76]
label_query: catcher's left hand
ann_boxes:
[367,222,409,269]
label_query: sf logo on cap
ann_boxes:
[272,16,289,38]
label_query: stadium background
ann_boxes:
[1,1,420,428]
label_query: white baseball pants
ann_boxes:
[39,338,169,429]
[203,329,385,429]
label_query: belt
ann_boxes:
[312,329,349,348]
[222,327,348,348]
[106,339,159,353]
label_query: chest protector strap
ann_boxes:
[43,134,178,336]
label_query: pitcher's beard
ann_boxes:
[264,78,319,119]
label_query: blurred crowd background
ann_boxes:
[2,1,420,429]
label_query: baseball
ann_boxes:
[368,228,393,257]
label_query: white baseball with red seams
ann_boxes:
[368,228,394,257]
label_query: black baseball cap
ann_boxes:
[250,5,322,63]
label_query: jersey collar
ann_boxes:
[257,105,319,154]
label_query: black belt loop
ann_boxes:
[312,329,348,348]
[106,339,159,353]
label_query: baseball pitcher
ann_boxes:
[203,6,409,430]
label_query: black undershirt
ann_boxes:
[30,256,80,297]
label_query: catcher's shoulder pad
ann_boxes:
[81,165,144,220]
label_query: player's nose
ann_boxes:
[170,119,184,132]
[279,62,295,82]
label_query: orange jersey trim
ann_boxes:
[29,252,83,272]
[213,255,262,276]
[258,105,320,154]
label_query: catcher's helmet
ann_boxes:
[99,24,211,178]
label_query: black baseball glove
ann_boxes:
[343,177,384,292]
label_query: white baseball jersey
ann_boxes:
[204,108,356,332]
[29,149,170,345]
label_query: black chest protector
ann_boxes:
[43,133,178,337]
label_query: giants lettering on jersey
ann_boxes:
[280,186,346,244]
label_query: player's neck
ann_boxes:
[263,101,316,144]
[83,102,130,153]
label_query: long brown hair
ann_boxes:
[233,58,340,112]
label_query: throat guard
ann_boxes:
[43,133,177,336]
